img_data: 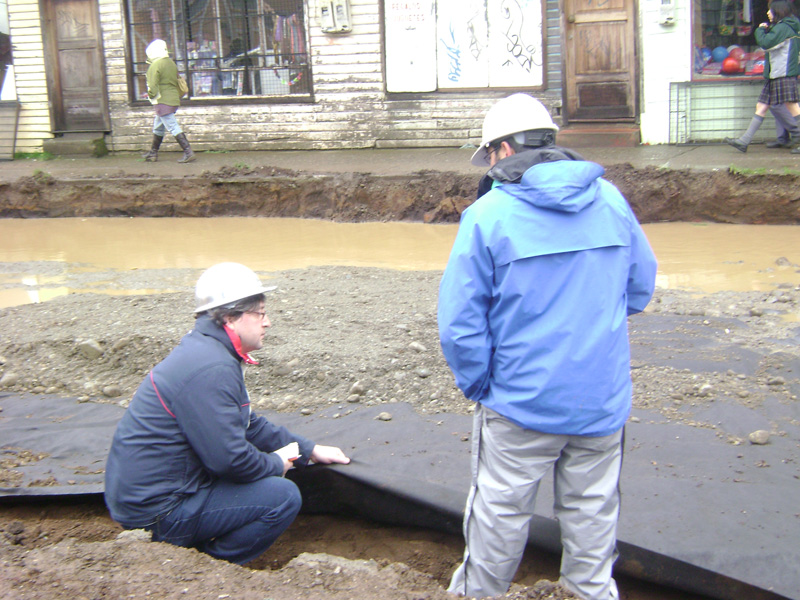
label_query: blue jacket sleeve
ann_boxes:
[437,208,493,401]
[173,364,284,481]
[626,219,658,315]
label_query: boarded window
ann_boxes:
[126,0,310,100]
[385,0,544,93]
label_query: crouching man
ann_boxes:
[105,262,350,564]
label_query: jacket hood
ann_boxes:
[146,39,169,63]
[484,146,605,213]
[782,15,800,34]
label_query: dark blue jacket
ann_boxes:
[104,315,315,528]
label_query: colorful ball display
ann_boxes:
[728,46,745,61]
[722,56,742,74]
[712,46,729,63]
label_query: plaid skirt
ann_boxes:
[759,76,800,104]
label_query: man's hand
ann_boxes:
[310,445,351,465]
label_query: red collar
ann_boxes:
[224,324,259,365]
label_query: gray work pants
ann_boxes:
[448,404,623,600]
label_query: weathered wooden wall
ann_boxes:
[7,0,565,154]
[6,0,48,153]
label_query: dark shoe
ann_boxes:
[724,137,747,153]
[175,132,196,164]
[142,134,164,162]
[766,139,792,149]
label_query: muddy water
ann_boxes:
[0,218,798,308]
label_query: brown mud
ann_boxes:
[0,164,799,224]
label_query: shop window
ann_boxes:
[127,0,310,101]
[384,0,545,93]
[693,0,769,80]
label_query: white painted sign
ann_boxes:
[385,0,544,92]
[385,1,437,93]
[487,0,544,87]
[436,0,489,89]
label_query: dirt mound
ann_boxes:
[0,501,579,600]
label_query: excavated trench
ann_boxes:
[0,164,799,224]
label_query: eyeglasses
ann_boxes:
[245,310,267,320]
[485,144,501,165]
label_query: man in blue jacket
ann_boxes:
[105,262,350,564]
[439,94,657,600]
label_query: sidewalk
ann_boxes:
[2,143,800,180]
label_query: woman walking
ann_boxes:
[143,39,196,163]
[724,1,800,153]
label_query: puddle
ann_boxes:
[0,218,798,308]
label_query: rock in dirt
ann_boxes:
[748,430,771,445]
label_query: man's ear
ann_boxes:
[500,140,516,157]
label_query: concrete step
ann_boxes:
[557,124,640,148]
[43,132,108,157]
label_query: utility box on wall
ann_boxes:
[320,0,351,33]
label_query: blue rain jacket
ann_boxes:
[105,314,315,528]
[438,149,657,437]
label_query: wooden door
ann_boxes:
[42,0,110,132]
[563,0,637,122]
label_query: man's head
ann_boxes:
[471,94,559,167]
[195,262,276,351]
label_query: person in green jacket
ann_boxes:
[724,1,800,153]
[143,39,195,164]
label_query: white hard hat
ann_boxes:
[194,262,275,313]
[471,93,559,166]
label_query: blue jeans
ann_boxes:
[152,112,183,137]
[149,476,301,564]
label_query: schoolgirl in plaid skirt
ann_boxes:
[725,1,800,152]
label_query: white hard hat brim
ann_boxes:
[194,284,277,313]
[471,144,489,167]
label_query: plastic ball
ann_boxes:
[712,46,729,63]
[722,56,742,74]
[727,44,741,53]
[728,47,745,61]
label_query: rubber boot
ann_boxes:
[175,132,196,163]
[769,105,799,149]
[142,135,163,162]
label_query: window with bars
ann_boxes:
[126,0,310,101]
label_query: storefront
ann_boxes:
[640,0,781,144]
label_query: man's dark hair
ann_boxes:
[203,293,266,327]
[769,0,794,20]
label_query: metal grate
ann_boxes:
[669,80,778,144]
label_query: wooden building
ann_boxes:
[4,0,642,154]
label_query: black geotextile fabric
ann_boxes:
[1,312,799,600]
